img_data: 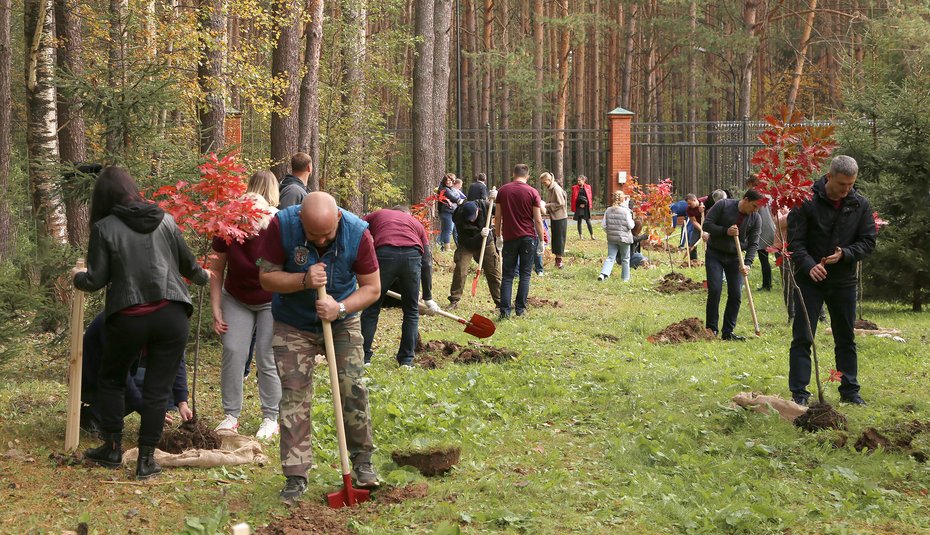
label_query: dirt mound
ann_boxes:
[794,402,848,432]
[851,420,930,462]
[854,319,879,330]
[391,447,460,476]
[414,339,517,369]
[527,297,561,308]
[855,428,890,451]
[158,418,221,454]
[656,272,703,293]
[679,260,704,268]
[256,484,429,534]
[596,333,620,342]
[648,318,716,344]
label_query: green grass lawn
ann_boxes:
[0,231,928,534]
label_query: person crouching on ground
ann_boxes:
[448,197,502,309]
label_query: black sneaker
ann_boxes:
[792,396,810,406]
[721,333,746,341]
[351,462,380,488]
[840,395,866,406]
[280,475,307,502]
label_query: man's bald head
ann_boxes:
[300,192,341,248]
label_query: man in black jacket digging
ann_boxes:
[448,198,502,309]
[787,155,876,406]
[703,188,764,341]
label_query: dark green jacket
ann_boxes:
[74,202,209,319]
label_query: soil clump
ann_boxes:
[391,447,461,476]
[794,402,848,432]
[656,272,703,293]
[648,318,716,344]
[852,420,930,462]
[526,297,561,308]
[854,319,879,330]
[414,339,517,369]
[157,418,221,454]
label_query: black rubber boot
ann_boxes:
[84,432,122,468]
[136,445,162,480]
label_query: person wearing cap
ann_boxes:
[360,206,440,367]
[448,195,502,309]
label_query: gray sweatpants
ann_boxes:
[220,290,281,420]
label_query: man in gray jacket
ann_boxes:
[703,189,764,340]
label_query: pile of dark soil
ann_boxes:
[527,297,561,308]
[414,339,517,369]
[656,272,703,293]
[853,420,930,462]
[647,318,716,344]
[794,402,848,432]
[392,447,461,476]
[596,333,620,342]
[157,418,221,454]
[678,260,704,268]
[256,484,429,534]
[854,319,880,330]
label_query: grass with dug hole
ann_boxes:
[0,230,928,534]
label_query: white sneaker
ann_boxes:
[215,414,239,432]
[256,417,279,440]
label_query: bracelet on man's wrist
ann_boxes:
[301,270,309,290]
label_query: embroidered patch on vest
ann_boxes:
[294,246,310,266]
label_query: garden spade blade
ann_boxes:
[386,290,496,338]
[327,474,370,508]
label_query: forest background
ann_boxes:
[0,0,927,344]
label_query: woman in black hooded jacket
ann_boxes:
[73,166,209,480]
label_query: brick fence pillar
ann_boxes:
[607,107,634,201]
[224,109,242,157]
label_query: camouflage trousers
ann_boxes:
[272,317,374,478]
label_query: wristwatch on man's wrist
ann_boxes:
[337,301,347,320]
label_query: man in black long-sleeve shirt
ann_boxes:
[703,189,764,340]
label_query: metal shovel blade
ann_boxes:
[464,313,496,338]
[326,474,370,508]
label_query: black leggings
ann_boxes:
[577,218,593,237]
[99,302,190,447]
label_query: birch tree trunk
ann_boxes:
[411,0,434,202]
[432,0,452,179]
[299,0,324,191]
[25,0,66,244]
[197,0,225,154]
[270,0,302,179]
[0,0,13,261]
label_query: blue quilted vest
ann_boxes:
[271,205,369,333]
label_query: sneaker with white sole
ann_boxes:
[256,417,279,440]
[214,414,239,432]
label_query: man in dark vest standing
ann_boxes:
[258,192,381,502]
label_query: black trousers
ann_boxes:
[99,302,190,447]
[550,218,567,256]
[757,250,772,289]
[705,249,743,336]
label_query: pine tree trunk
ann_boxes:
[55,0,89,247]
[499,0,511,178]
[465,0,482,176]
[786,0,817,115]
[480,0,493,175]
[532,0,543,172]
[197,0,225,154]
[299,0,324,191]
[270,0,302,179]
[738,0,760,119]
[341,0,366,213]
[107,0,127,158]
[620,3,636,110]
[0,0,13,262]
[432,0,452,179]
[687,0,698,194]
[554,0,569,184]
[411,0,435,202]
[25,0,66,244]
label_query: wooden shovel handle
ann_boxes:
[319,286,353,476]
[385,290,467,325]
[474,193,496,275]
[733,235,761,336]
[65,259,86,452]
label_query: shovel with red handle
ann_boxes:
[386,290,496,338]
[471,189,496,297]
[319,286,370,508]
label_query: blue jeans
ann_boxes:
[361,246,422,365]
[602,241,631,280]
[789,279,859,400]
[500,236,534,316]
[515,237,544,274]
[438,210,454,247]
[705,249,743,336]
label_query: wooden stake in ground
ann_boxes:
[732,235,761,336]
[65,259,86,452]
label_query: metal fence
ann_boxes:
[386,119,829,207]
